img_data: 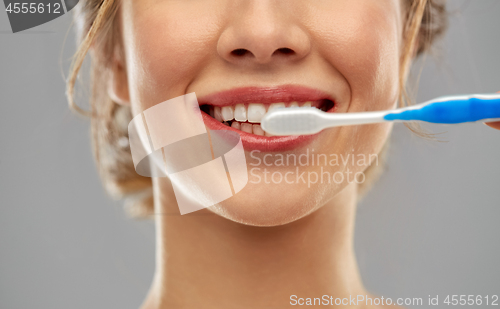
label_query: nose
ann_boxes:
[217,2,311,65]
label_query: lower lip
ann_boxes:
[201,112,319,152]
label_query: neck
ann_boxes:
[143,181,367,309]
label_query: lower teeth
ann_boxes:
[221,120,270,136]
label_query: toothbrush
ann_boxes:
[260,93,500,136]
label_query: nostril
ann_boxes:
[231,49,249,56]
[275,48,295,55]
[228,47,296,61]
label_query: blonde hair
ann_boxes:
[66,0,448,218]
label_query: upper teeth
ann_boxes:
[247,103,266,122]
[215,101,314,123]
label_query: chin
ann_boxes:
[207,179,343,227]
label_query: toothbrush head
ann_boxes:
[261,107,324,136]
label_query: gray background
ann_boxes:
[1,1,499,308]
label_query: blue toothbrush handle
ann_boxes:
[384,94,500,124]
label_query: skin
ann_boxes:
[487,122,500,129]
[106,0,500,308]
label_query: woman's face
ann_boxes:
[117,0,404,226]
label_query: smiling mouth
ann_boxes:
[200,100,334,136]
[196,85,336,151]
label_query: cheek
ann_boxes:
[305,1,401,185]
[121,1,223,111]
[309,0,402,112]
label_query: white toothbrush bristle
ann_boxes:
[261,107,323,136]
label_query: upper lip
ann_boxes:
[196,85,336,107]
